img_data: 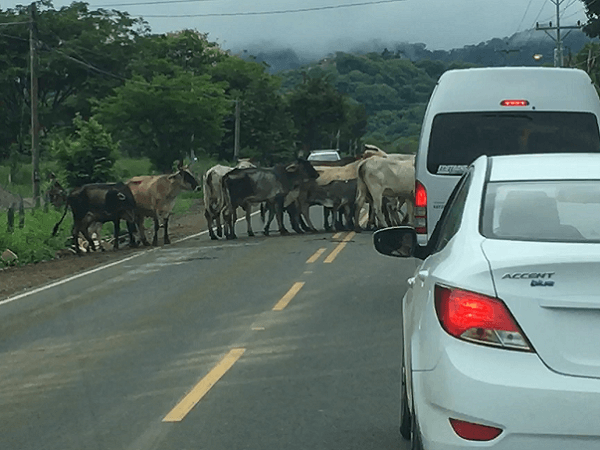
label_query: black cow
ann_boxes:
[52,183,137,254]
[295,179,357,232]
[222,159,319,239]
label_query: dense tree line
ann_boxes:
[0,1,365,186]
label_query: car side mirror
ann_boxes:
[373,227,426,259]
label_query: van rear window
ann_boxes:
[427,112,600,175]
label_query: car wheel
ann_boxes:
[411,414,424,450]
[400,359,412,440]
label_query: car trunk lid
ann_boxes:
[482,240,600,379]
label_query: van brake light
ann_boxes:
[415,180,427,234]
[500,99,529,107]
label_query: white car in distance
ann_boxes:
[374,153,600,450]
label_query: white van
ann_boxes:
[415,67,600,244]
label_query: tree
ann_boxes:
[93,70,229,172]
[286,76,347,153]
[0,2,148,159]
[583,0,600,38]
[50,114,119,188]
[209,56,296,163]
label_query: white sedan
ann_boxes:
[374,153,600,450]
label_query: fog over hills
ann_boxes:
[234,28,597,73]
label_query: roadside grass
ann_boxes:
[0,207,73,267]
[0,155,216,265]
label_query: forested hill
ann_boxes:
[242,28,596,73]
[270,28,598,154]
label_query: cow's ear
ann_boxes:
[177,160,183,170]
[285,163,298,172]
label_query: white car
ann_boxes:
[307,149,341,162]
[374,153,600,450]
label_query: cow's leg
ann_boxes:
[299,201,317,232]
[263,202,274,236]
[152,218,160,246]
[127,220,139,247]
[274,196,289,235]
[71,224,82,255]
[354,183,369,232]
[369,188,387,230]
[205,209,218,240]
[286,202,304,234]
[224,207,237,240]
[113,219,120,250]
[216,213,223,238]
[164,216,170,245]
[245,204,255,237]
[324,207,332,231]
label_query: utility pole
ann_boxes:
[233,99,240,163]
[536,0,582,67]
[29,2,40,207]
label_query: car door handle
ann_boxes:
[416,269,429,281]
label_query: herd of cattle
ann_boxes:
[50,145,416,254]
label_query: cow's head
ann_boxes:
[285,159,320,182]
[169,165,200,191]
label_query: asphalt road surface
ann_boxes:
[0,213,418,450]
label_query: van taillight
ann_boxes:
[500,99,529,107]
[415,180,427,234]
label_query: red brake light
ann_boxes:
[415,180,427,207]
[449,418,503,441]
[414,180,427,234]
[500,99,529,107]
[434,285,532,351]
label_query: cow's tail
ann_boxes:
[52,202,69,236]
[260,202,267,223]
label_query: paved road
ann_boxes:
[0,214,418,450]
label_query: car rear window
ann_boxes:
[481,181,600,243]
[427,112,600,175]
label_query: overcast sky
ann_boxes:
[1,0,590,56]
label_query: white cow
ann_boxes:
[203,159,255,240]
[354,156,415,231]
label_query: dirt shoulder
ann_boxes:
[0,200,208,302]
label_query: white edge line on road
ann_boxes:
[0,211,260,307]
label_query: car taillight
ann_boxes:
[414,180,427,234]
[449,418,503,441]
[434,285,532,351]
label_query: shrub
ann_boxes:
[50,114,120,188]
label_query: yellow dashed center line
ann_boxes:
[324,232,355,263]
[306,248,327,264]
[332,232,342,239]
[272,282,305,311]
[163,348,245,423]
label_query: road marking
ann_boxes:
[0,211,260,307]
[306,248,326,264]
[324,232,355,263]
[272,282,305,311]
[162,348,246,423]
[332,232,342,239]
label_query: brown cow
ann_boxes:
[127,163,199,246]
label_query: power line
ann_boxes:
[138,0,407,18]
[93,0,216,8]
[515,0,535,34]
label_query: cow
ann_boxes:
[51,182,137,255]
[203,159,255,240]
[221,159,320,239]
[354,156,415,232]
[127,163,199,246]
